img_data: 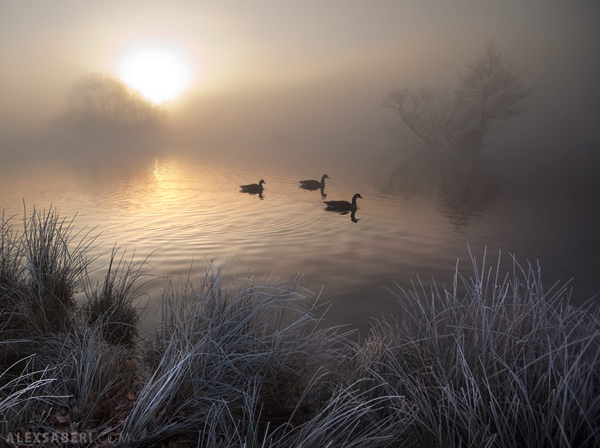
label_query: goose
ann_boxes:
[299,174,329,190]
[240,179,265,194]
[324,193,362,211]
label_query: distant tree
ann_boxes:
[455,43,530,144]
[385,43,530,153]
[56,73,166,134]
[383,87,463,149]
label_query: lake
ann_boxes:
[1,140,598,338]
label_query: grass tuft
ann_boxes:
[0,353,68,438]
[21,205,97,334]
[122,262,356,446]
[1,206,599,447]
[0,212,27,342]
[84,245,149,346]
[357,247,600,447]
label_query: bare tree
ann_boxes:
[457,42,530,136]
[385,43,529,153]
[383,87,463,149]
[56,73,166,134]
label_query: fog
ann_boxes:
[1,1,598,189]
[1,6,599,441]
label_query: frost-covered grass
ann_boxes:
[357,249,600,447]
[1,209,598,447]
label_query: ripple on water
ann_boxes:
[1,152,597,333]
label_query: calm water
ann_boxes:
[1,145,598,337]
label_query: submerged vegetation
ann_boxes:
[1,208,598,447]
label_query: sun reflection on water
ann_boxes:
[0,151,597,335]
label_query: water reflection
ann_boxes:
[243,191,263,199]
[300,184,327,198]
[323,208,360,224]
[438,156,503,232]
[1,149,596,337]
[384,150,503,231]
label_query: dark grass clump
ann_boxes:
[21,205,96,335]
[0,212,27,340]
[0,207,140,443]
[1,207,97,375]
[357,249,600,448]
[0,354,68,436]
[84,245,149,346]
[43,324,139,430]
[0,326,139,444]
[121,264,388,446]
[0,212,25,292]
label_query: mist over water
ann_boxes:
[1,135,597,338]
[1,1,598,335]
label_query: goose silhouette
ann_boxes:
[299,174,329,190]
[240,179,265,194]
[324,193,362,211]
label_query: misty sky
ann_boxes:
[1,0,599,156]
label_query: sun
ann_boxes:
[117,46,191,103]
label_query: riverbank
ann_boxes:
[1,208,598,447]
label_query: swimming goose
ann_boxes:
[240,179,265,194]
[299,174,329,190]
[324,193,362,211]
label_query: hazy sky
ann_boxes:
[1,0,599,153]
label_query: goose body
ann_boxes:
[324,193,362,211]
[299,174,329,190]
[240,179,265,194]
